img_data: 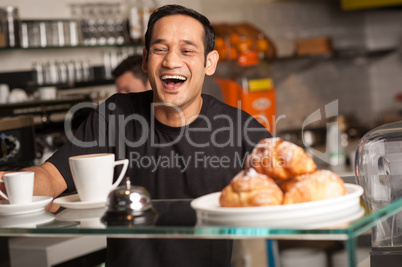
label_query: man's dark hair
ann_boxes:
[112,55,148,86]
[144,4,215,63]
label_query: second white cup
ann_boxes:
[69,153,129,202]
[0,171,34,205]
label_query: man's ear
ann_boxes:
[142,48,148,73]
[205,50,219,76]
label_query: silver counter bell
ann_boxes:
[101,177,157,226]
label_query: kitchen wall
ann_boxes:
[202,0,402,131]
[2,0,402,132]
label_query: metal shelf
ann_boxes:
[0,43,143,51]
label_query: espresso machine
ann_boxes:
[0,116,36,171]
[0,96,93,170]
[355,120,402,266]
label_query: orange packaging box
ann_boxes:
[240,78,276,133]
[215,77,276,133]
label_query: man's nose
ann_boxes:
[162,51,183,69]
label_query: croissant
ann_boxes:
[276,170,345,204]
[219,168,283,207]
[246,137,317,179]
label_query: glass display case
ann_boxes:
[355,120,402,266]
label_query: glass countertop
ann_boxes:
[0,197,401,241]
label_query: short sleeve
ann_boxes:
[46,101,112,193]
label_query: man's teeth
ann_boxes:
[161,75,187,81]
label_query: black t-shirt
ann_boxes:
[47,90,271,267]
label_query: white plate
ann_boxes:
[54,194,106,210]
[196,207,365,229]
[0,196,53,216]
[191,184,364,229]
[196,206,365,228]
[196,197,361,223]
[191,184,363,214]
[0,211,54,228]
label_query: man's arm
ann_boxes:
[0,162,67,199]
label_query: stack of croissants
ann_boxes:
[219,137,346,207]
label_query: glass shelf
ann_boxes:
[1,197,401,267]
[0,198,399,239]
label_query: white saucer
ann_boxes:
[0,196,53,216]
[53,194,106,210]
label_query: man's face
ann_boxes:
[115,72,149,94]
[142,15,218,112]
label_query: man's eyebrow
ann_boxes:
[182,39,198,48]
[150,39,165,45]
[150,39,199,48]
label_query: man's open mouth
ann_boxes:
[161,75,187,88]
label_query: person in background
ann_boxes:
[112,54,151,93]
[0,5,271,266]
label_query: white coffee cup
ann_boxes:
[0,84,10,104]
[69,153,129,202]
[0,171,34,205]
